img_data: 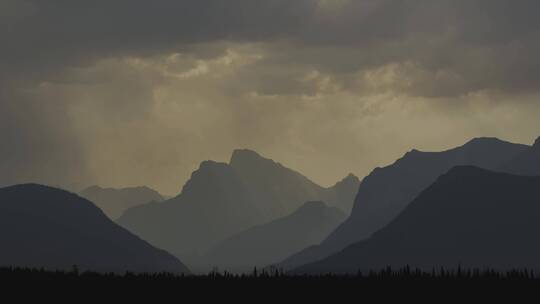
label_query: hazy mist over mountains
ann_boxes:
[1,136,540,275]
[228,149,360,216]
[205,201,345,273]
[117,149,358,271]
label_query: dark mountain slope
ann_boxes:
[500,136,540,176]
[294,166,540,274]
[0,184,189,274]
[280,137,528,270]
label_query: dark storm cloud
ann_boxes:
[2,0,540,191]
[3,0,540,95]
[0,0,314,82]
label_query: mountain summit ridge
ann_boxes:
[119,149,359,271]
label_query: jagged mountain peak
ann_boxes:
[182,160,243,194]
[229,149,275,167]
[340,173,360,183]
[198,160,230,171]
[399,149,425,160]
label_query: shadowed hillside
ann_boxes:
[500,136,540,176]
[204,201,345,272]
[293,167,540,274]
[0,184,189,274]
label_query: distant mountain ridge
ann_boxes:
[0,184,189,274]
[79,186,164,220]
[229,149,360,217]
[204,201,345,273]
[293,167,540,274]
[79,185,164,219]
[118,149,359,271]
[119,161,262,269]
[279,137,529,270]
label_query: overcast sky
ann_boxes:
[1,0,540,194]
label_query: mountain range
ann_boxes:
[0,184,189,274]
[79,185,164,219]
[117,149,359,271]
[293,166,540,274]
[2,136,539,275]
[279,137,530,270]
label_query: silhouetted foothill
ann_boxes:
[279,137,528,271]
[0,184,189,274]
[293,167,540,274]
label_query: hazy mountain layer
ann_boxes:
[118,161,263,270]
[80,185,164,219]
[204,201,345,273]
[0,184,189,274]
[293,167,540,274]
[118,150,358,271]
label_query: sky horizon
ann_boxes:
[2,0,540,194]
